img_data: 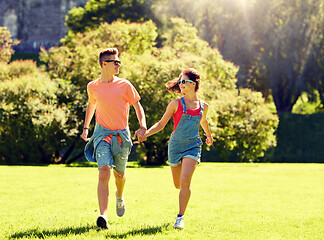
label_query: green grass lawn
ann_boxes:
[0,163,323,239]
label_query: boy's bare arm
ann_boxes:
[81,102,96,141]
[132,101,147,141]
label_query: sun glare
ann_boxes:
[237,0,253,49]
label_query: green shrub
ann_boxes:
[0,60,40,81]
[206,89,279,162]
[0,61,70,164]
[292,91,323,114]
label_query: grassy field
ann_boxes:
[0,163,323,240]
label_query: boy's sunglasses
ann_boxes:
[104,60,121,66]
[178,79,195,85]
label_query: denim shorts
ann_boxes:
[95,140,130,172]
[168,139,202,167]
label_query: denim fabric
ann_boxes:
[84,122,132,163]
[96,140,130,172]
[168,97,204,167]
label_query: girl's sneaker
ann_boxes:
[173,216,184,229]
[96,215,109,229]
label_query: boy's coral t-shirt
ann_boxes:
[87,77,140,143]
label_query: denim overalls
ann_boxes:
[168,97,204,167]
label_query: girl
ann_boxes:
[142,68,213,229]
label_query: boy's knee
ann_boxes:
[114,170,125,179]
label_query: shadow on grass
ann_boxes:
[9,223,170,239]
[0,163,50,167]
[65,161,167,169]
[9,225,96,239]
[106,223,170,238]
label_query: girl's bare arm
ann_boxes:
[145,100,178,138]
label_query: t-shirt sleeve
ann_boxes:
[87,83,96,104]
[125,81,141,105]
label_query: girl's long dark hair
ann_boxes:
[165,68,200,93]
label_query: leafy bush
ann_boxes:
[207,89,278,162]
[0,61,70,164]
[0,60,40,81]
[292,91,323,114]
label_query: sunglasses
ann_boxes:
[178,79,195,85]
[104,60,121,66]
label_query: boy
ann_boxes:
[81,48,146,229]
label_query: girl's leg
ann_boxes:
[171,163,182,189]
[98,165,111,215]
[178,157,198,215]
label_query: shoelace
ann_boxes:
[117,199,124,208]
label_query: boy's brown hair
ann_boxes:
[99,48,118,67]
[165,68,200,93]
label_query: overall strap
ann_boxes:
[180,97,187,113]
[199,100,204,116]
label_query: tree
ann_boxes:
[0,26,19,63]
[153,0,324,112]
[304,38,324,111]
[155,0,258,86]
[65,0,157,33]
[254,0,324,112]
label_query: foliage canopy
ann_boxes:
[40,19,278,164]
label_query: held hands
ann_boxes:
[133,126,147,142]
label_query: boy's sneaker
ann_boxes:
[173,216,184,229]
[96,215,109,229]
[116,191,125,217]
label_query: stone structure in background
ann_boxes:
[0,0,87,52]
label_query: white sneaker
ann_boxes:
[96,215,109,229]
[173,216,184,229]
[116,191,125,217]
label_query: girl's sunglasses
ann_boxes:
[104,60,121,66]
[178,79,194,85]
